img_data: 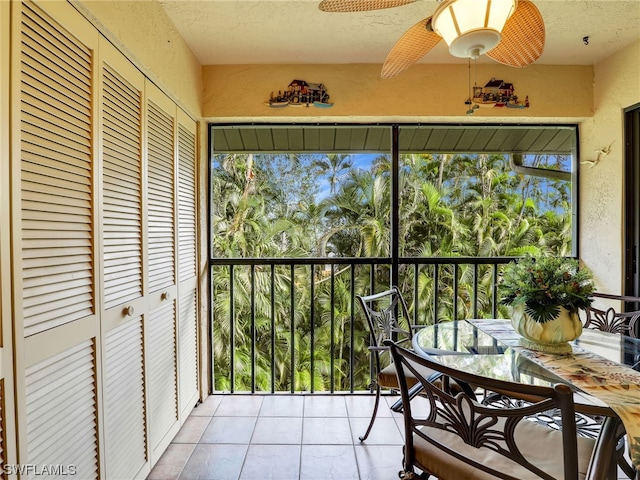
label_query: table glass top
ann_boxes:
[413,320,640,390]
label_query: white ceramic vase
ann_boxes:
[511,305,583,354]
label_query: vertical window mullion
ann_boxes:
[391,125,400,288]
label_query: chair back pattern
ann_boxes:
[387,340,582,480]
[584,306,640,338]
[583,293,640,338]
[357,286,413,352]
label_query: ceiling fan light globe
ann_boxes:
[432,0,516,58]
[449,30,501,58]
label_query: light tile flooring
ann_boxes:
[147,394,410,480]
[148,393,633,480]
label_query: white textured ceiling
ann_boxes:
[157,0,640,69]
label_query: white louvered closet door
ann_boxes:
[103,317,146,479]
[147,82,176,300]
[13,1,101,477]
[19,0,95,338]
[145,82,179,463]
[177,111,199,418]
[101,40,144,315]
[99,39,149,479]
[0,0,16,470]
[25,340,99,478]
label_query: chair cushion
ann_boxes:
[378,362,425,389]
[413,415,596,480]
[379,362,467,393]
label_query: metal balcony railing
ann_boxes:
[210,256,514,394]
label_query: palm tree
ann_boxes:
[313,154,354,194]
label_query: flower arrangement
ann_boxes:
[500,255,595,323]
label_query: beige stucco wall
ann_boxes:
[203,63,593,122]
[73,0,202,118]
[61,1,640,296]
[201,51,640,296]
[580,39,640,294]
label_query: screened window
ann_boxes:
[210,124,577,259]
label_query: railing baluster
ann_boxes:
[211,256,513,394]
[310,263,315,393]
[492,263,499,318]
[350,264,355,393]
[473,263,479,319]
[290,263,295,394]
[330,263,335,394]
[368,265,375,393]
[229,264,235,393]
[210,268,215,391]
[413,264,419,325]
[271,265,275,393]
[250,264,256,393]
[433,264,439,324]
[453,263,459,322]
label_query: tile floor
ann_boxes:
[148,393,633,480]
[147,394,411,480]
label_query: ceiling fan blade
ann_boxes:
[381,17,441,78]
[319,0,416,13]
[486,0,545,67]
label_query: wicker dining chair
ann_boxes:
[356,286,471,442]
[387,340,598,480]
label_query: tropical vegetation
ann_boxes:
[211,149,574,392]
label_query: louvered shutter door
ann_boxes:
[98,40,149,479]
[20,1,94,337]
[1,2,13,471]
[103,317,146,479]
[147,301,178,453]
[25,340,98,479]
[176,113,199,416]
[177,121,196,283]
[145,83,179,462]
[147,97,175,294]
[102,59,143,309]
[179,289,198,415]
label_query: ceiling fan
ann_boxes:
[318,0,545,78]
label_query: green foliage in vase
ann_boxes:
[500,255,595,323]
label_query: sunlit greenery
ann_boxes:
[211,151,573,392]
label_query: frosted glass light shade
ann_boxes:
[432,0,517,58]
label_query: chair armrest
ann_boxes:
[593,292,640,303]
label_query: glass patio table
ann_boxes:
[412,319,640,480]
